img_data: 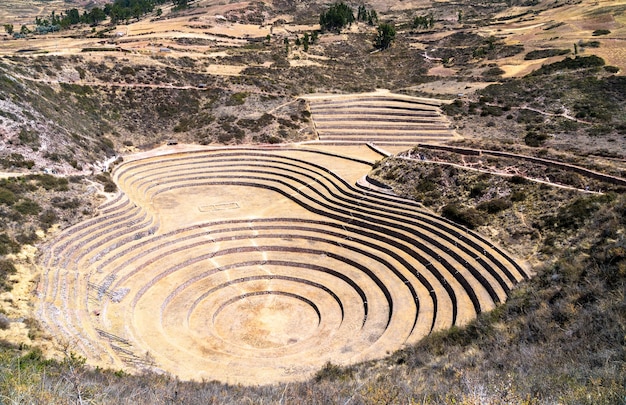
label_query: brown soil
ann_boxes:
[35,142,528,384]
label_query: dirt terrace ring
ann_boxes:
[304,93,460,145]
[37,147,527,384]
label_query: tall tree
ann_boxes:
[303,32,310,52]
[172,0,189,10]
[367,10,377,26]
[373,23,395,50]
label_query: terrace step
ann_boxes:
[36,148,528,384]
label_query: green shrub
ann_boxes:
[511,190,527,202]
[218,132,234,143]
[95,173,117,193]
[508,175,528,185]
[529,55,605,76]
[524,49,570,60]
[469,181,489,198]
[103,182,117,193]
[51,197,80,210]
[549,194,615,230]
[592,29,610,36]
[0,259,16,277]
[579,40,600,48]
[0,153,35,169]
[0,188,17,206]
[100,137,115,152]
[480,105,504,116]
[237,113,275,131]
[314,361,354,382]
[226,92,248,106]
[18,128,40,149]
[524,131,549,147]
[0,259,16,291]
[14,199,41,215]
[173,118,190,133]
[441,204,485,229]
[29,174,69,191]
[59,83,93,95]
[39,209,58,229]
[416,179,437,193]
[219,122,245,141]
[477,198,512,214]
[119,66,135,76]
[482,67,505,77]
[442,99,465,116]
[0,233,18,255]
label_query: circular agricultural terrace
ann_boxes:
[36,146,528,384]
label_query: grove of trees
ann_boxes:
[31,0,181,33]
[319,2,355,32]
[412,14,434,29]
[356,5,377,25]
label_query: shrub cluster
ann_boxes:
[524,131,549,147]
[0,259,16,291]
[95,173,117,193]
[0,153,35,170]
[476,197,512,214]
[524,48,570,60]
[441,203,485,229]
[529,55,605,76]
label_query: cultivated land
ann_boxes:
[0,0,624,402]
[37,145,528,383]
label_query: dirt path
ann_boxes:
[10,73,202,91]
[0,172,25,178]
[397,154,602,194]
[515,105,592,124]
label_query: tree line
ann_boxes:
[319,2,394,50]
[6,0,190,36]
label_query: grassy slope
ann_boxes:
[0,55,313,173]
[367,155,626,404]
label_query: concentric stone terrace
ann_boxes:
[305,93,458,145]
[37,147,528,384]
